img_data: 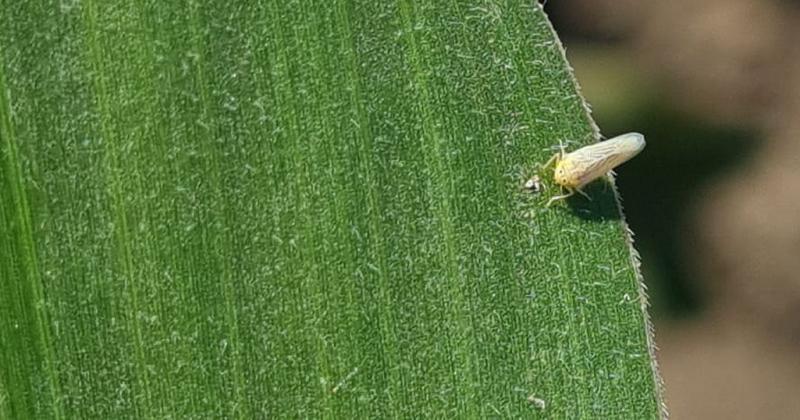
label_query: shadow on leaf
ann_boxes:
[562,180,621,222]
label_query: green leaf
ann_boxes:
[1,1,664,418]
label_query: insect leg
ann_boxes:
[575,187,591,201]
[540,153,560,171]
[546,188,575,207]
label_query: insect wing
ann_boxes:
[567,133,645,188]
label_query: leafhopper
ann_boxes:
[542,132,645,206]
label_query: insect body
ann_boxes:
[543,132,645,206]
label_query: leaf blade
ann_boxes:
[0,1,663,418]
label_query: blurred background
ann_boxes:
[544,1,800,418]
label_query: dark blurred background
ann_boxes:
[544,1,800,418]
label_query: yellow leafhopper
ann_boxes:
[542,132,645,206]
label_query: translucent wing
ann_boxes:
[564,133,645,188]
